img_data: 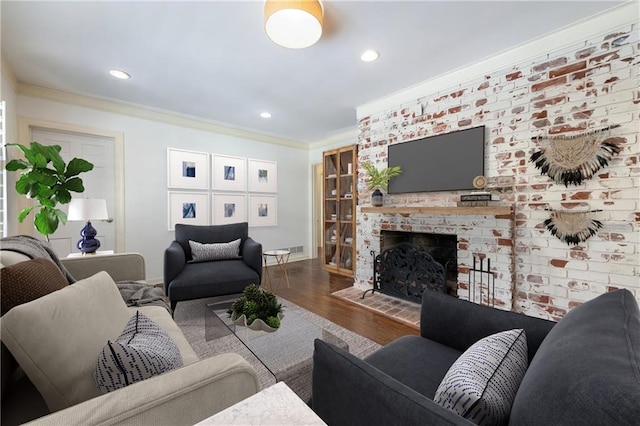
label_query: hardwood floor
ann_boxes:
[267,257,419,346]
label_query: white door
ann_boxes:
[31,129,116,257]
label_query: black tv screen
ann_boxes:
[388,126,485,193]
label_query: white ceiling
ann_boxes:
[1,1,625,144]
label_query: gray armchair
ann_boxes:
[164,222,262,311]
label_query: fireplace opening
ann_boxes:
[380,231,458,295]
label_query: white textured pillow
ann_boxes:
[94,311,183,393]
[0,271,132,412]
[189,238,241,262]
[434,329,528,425]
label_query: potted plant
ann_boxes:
[5,141,94,239]
[229,284,283,331]
[361,161,402,207]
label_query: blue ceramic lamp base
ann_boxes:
[77,220,101,254]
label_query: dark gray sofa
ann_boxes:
[312,289,640,425]
[164,222,262,311]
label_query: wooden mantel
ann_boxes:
[361,206,513,216]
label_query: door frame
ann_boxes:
[311,161,323,259]
[17,117,125,253]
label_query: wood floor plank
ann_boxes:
[266,257,419,346]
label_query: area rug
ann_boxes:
[173,296,381,402]
[332,286,421,329]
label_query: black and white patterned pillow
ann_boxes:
[433,329,528,425]
[188,238,242,263]
[94,311,183,393]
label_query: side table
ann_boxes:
[263,249,290,292]
[195,382,327,425]
[66,250,115,258]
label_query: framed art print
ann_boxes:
[248,159,277,193]
[212,154,247,191]
[167,148,209,189]
[248,194,277,227]
[212,193,247,225]
[168,191,210,230]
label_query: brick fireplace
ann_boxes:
[358,207,515,310]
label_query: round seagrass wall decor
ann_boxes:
[530,125,621,187]
[543,209,603,246]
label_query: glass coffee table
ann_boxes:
[207,298,348,400]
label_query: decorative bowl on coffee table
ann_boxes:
[231,311,285,332]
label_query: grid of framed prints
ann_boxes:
[167,148,278,229]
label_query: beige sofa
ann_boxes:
[0,250,259,425]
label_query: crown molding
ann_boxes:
[17,83,310,149]
[1,55,18,92]
[309,127,359,151]
[357,1,638,118]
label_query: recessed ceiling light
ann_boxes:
[360,50,380,62]
[260,112,272,119]
[109,69,131,80]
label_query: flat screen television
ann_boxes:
[388,126,485,194]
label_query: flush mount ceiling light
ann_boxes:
[360,50,380,62]
[264,0,323,49]
[260,112,272,118]
[109,69,131,80]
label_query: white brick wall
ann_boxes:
[356,20,639,320]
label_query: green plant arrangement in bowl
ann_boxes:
[361,161,402,207]
[5,141,94,239]
[229,284,284,332]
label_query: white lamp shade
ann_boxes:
[265,0,323,49]
[67,198,109,221]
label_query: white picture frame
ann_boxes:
[212,193,247,225]
[248,194,277,227]
[248,159,277,193]
[212,154,247,191]
[168,191,210,231]
[167,148,209,189]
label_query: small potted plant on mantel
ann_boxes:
[362,161,402,207]
[229,284,283,332]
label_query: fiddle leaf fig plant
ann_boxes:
[362,161,402,191]
[5,141,94,238]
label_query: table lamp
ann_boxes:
[67,198,109,254]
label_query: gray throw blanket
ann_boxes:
[1,235,171,314]
[0,235,77,284]
[116,281,171,313]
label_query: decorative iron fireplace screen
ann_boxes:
[363,242,447,303]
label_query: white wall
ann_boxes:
[14,95,311,281]
[1,56,19,237]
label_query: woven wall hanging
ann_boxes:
[543,209,603,246]
[530,124,621,187]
